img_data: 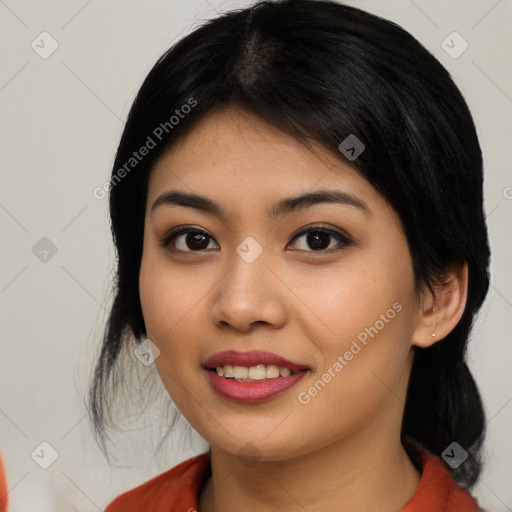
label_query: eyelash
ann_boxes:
[159,224,354,254]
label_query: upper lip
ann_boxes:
[203,350,309,374]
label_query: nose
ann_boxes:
[210,249,288,333]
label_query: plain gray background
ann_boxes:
[1,0,511,510]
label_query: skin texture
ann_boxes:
[139,107,468,512]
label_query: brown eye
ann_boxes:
[288,225,353,252]
[160,228,219,252]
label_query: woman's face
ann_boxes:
[139,107,424,461]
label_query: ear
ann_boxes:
[411,260,469,348]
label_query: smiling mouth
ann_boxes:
[205,365,309,402]
[202,350,310,401]
[208,364,304,381]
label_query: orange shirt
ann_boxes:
[105,447,482,512]
[0,452,8,512]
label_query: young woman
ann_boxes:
[90,1,490,510]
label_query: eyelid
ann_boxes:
[289,223,353,242]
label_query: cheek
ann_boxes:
[139,252,204,361]
[292,292,415,445]
[296,275,414,390]
[139,257,210,415]
[290,247,415,348]
[290,241,417,403]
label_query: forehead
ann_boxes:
[147,108,385,215]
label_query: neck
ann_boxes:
[199,422,421,512]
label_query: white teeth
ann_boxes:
[279,367,291,377]
[265,365,280,379]
[248,364,266,380]
[233,365,249,379]
[214,363,296,380]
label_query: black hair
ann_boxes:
[89,0,490,489]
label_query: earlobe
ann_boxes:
[411,261,469,348]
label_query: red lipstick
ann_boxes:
[203,350,309,403]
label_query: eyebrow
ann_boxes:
[151,189,371,220]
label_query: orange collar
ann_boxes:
[105,444,481,512]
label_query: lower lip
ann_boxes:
[206,369,308,403]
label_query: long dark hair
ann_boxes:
[89,0,490,488]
